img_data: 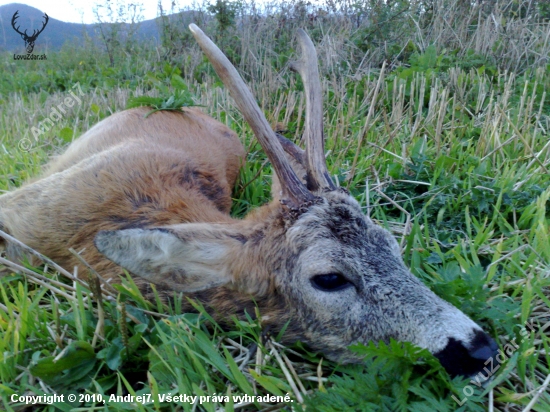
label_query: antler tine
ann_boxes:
[30,14,49,39]
[189,24,314,206]
[11,11,24,36]
[289,29,335,192]
[38,14,49,35]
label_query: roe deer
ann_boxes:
[0,24,498,377]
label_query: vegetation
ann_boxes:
[1,0,549,410]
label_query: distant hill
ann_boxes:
[0,3,173,53]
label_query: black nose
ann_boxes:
[434,330,499,378]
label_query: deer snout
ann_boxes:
[434,330,499,378]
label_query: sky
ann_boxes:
[0,0,189,24]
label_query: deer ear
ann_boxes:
[94,225,245,293]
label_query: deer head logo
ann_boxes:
[11,11,49,54]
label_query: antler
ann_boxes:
[189,24,315,206]
[290,30,335,191]
[11,11,49,40]
[11,11,25,37]
[31,14,49,40]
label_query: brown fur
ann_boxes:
[0,105,314,353]
[0,106,243,279]
[0,106,305,337]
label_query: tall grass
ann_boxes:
[1,0,549,410]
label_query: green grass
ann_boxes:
[1,2,550,411]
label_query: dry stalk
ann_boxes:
[69,247,117,295]
[0,229,88,288]
[522,373,550,412]
[317,358,325,392]
[346,61,386,185]
[374,188,412,250]
[0,256,87,307]
[268,341,304,403]
[497,106,548,174]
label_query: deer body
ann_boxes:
[0,107,244,278]
[0,25,499,377]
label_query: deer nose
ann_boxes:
[434,330,499,378]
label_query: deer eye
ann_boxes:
[311,273,353,292]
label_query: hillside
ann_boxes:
[0,3,164,52]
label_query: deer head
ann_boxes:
[11,11,49,54]
[94,25,498,378]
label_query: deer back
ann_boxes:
[0,106,245,276]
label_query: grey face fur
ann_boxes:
[274,190,489,364]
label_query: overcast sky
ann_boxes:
[0,0,188,24]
